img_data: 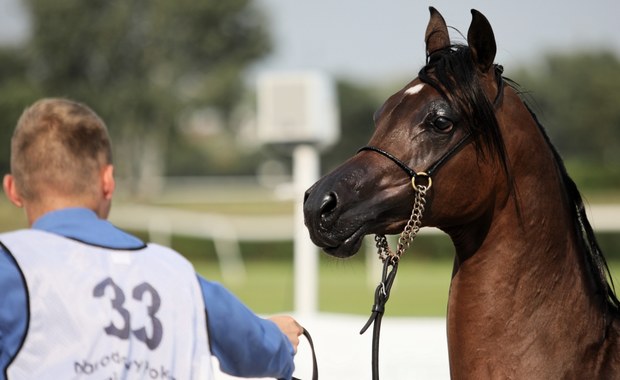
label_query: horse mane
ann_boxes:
[525,105,620,316]
[418,43,620,316]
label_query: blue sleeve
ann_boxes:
[0,246,28,380]
[197,275,295,379]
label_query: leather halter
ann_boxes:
[357,132,472,183]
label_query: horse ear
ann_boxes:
[425,7,450,56]
[467,9,496,73]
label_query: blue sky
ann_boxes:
[2,0,619,84]
[253,0,620,83]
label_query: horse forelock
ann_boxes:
[418,44,512,184]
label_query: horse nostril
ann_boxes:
[320,192,338,216]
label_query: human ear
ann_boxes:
[101,165,115,201]
[3,174,24,208]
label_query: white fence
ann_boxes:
[109,201,620,282]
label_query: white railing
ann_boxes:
[109,203,620,283]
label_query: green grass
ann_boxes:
[195,256,620,317]
[195,256,453,316]
[0,198,28,231]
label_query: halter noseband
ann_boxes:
[357,131,472,185]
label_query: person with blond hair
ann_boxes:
[0,98,303,380]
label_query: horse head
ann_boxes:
[304,7,511,259]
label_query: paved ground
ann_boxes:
[213,314,450,380]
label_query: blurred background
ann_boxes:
[1,0,619,318]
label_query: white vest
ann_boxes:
[1,230,213,380]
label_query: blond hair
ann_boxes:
[10,98,112,202]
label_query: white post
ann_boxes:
[293,144,320,315]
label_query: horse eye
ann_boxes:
[432,116,453,132]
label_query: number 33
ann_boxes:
[93,278,163,350]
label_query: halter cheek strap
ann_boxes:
[357,132,472,184]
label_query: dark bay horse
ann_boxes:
[303,7,620,378]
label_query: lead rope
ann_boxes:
[290,328,318,380]
[359,177,429,380]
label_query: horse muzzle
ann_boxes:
[303,157,411,258]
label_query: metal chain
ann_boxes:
[373,183,428,262]
[363,181,429,380]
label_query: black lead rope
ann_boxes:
[359,257,400,380]
[290,328,319,380]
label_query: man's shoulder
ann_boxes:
[0,229,67,248]
[1,229,52,239]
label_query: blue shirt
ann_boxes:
[0,207,295,379]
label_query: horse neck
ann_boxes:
[448,146,593,320]
[449,99,583,283]
[444,99,614,373]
